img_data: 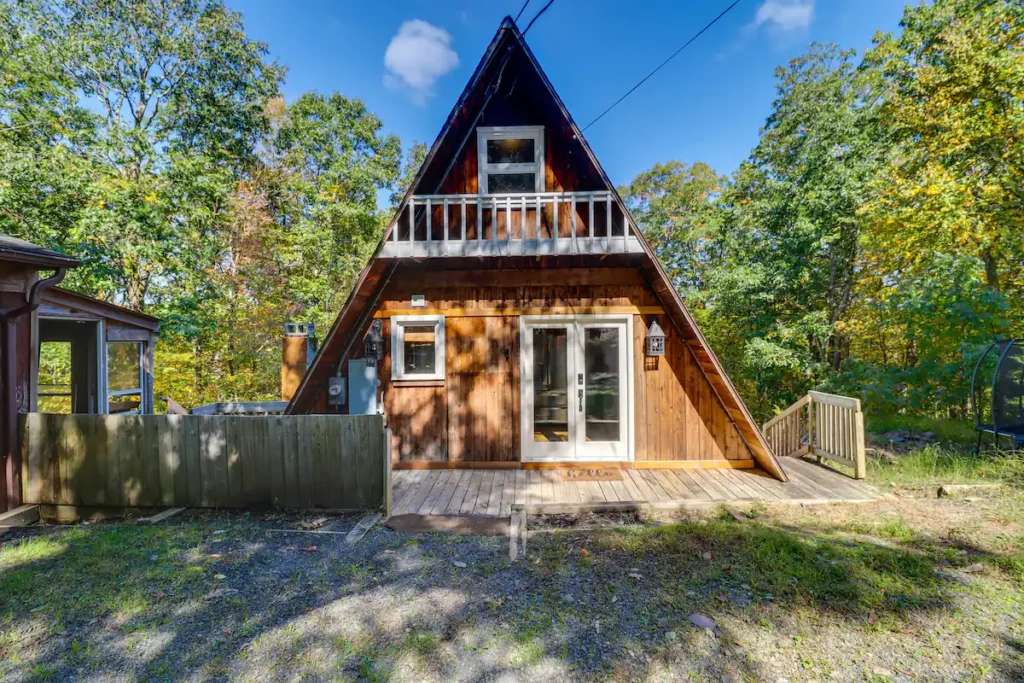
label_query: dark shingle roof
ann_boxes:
[0,234,80,268]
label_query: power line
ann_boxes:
[523,0,555,35]
[581,0,744,132]
[514,0,530,23]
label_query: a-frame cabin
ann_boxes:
[287,18,786,481]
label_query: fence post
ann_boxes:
[382,426,392,516]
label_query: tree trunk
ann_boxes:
[983,249,1000,291]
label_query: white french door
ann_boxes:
[521,316,631,462]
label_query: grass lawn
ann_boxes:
[2,484,1023,682]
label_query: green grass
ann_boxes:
[867,444,1024,487]
[0,525,207,626]
[865,414,977,445]
[589,519,946,613]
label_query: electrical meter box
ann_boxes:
[348,359,380,415]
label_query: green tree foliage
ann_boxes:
[623,0,1022,420]
[0,0,410,408]
[620,160,725,295]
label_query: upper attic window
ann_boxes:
[477,126,544,195]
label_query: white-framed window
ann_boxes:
[477,126,545,195]
[391,315,446,381]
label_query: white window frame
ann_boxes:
[106,340,145,414]
[477,125,545,195]
[391,314,446,381]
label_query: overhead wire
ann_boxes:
[522,0,555,35]
[514,0,530,23]
[581,0,744,132]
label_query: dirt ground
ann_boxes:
[1,491,1022,682]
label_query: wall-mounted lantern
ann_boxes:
[364,319,385,367]
[645,319,666,357]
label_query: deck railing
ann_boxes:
[380,191,644,258]
[762,391,867,478]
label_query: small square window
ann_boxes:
[391,315,445,380]
[487,172,537,194]
[477,126,544,195]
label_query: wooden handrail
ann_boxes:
[762,392,866,479]
[762,394,810,431]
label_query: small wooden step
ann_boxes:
[0,504,40,528]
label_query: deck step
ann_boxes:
[0,504,40,527]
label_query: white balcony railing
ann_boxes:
[380,191,644,258]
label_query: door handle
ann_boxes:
[578,388,583,412]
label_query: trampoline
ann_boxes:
[971,338,1024,452]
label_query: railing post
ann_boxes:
[570,195,577,254]
[426,198,432,246]
[606,195,612,240]
[588,196,595,253]
[408,200,414,246]
[383,425,392,516]
[535,195,541,244]
[807,395,815,455]
[853,404,866,479]
[521,195,527,253]
[442,197,449,255]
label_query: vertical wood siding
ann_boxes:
[350,266,753,464]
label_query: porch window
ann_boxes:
[391,315,445,381]
[477,126,544,195]
[38,341,72,413]
[107,342,143,414]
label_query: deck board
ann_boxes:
[459,472,484,514]
[389,458,879,517]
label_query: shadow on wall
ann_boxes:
[0,511,1021,680]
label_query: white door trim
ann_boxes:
[519,314,634,463]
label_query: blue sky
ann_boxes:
[230,0,908,185]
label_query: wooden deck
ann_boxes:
[389,457,879,518]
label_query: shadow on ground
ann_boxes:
[1,507,1022,681]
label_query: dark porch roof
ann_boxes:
[0,234,80,269]
[40,288,160,334]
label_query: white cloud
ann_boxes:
[384,20,459,105]
[753,0,814,34]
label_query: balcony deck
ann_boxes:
[381,191,645,259]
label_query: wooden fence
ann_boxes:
[21,413,389,511]
[762,391,866,478]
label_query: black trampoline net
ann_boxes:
[993,341,1024,433]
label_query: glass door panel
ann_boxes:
[522,317,628,462]
[583,327,620,442]
[532,328,569,443]
[522,323,576,461]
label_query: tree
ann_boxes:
[862,0,1024,293]
[272,92,401,327]
[11,0,284,309]
[620,161,726,296]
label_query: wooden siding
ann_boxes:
[330,264,755,465]
[632,313,746,462]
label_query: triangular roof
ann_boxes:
[286,17,786,481]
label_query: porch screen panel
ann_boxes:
[107,341,143,414]
[38,341,72,413]
[532,328,569,442]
